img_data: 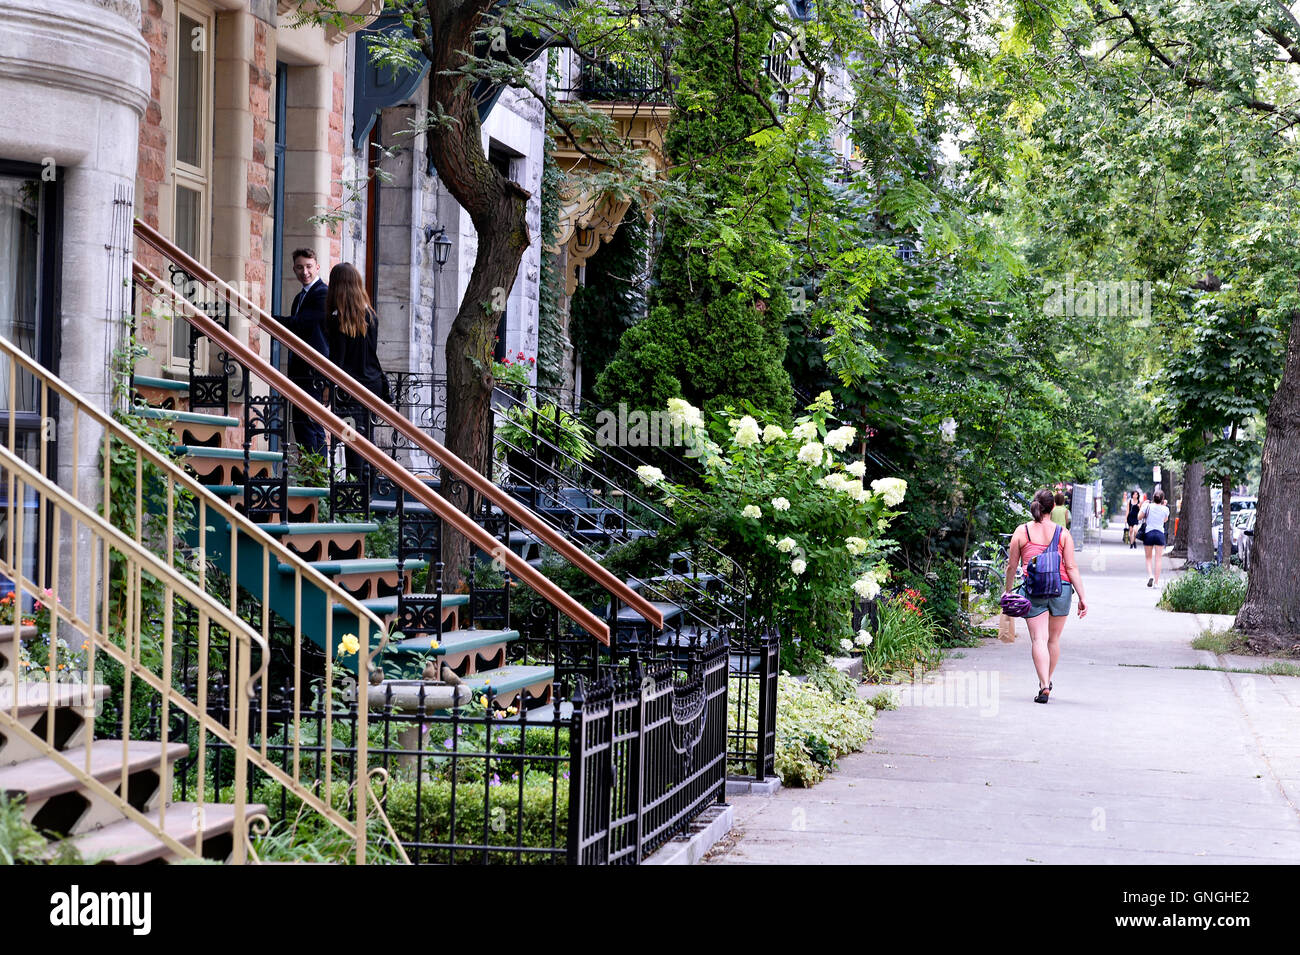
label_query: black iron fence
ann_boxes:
[570,642,729,864]
[726,628,779,782]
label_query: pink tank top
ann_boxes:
[1018,522,1071,584]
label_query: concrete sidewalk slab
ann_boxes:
[706,526,1300,865]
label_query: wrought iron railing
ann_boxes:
[569,55,672,103]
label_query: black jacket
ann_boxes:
[285,279,329,379]
[328,307,390,403]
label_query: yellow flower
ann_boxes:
[337,633,360,657]
[479,694,489,707]
[429,639,440,650]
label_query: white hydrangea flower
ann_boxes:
[797,442,824,465]
[940,417,957,442]
[847,460,866,478]
[853,572,881,600]
[811,391,835,412]
[791,421,819,442]
[666,397,704,430]
[871,477,908,506]
[741,504,762,519]
[856,629,873,647]
[791,558,807,575]
[733,416,760,447]
[825,426,856,451]
[765,534,777,545]
[776,536,797,553]
[762,424,787,443]
[839,638,854,653]
[635,465,665,487]
[771,496,791,511]
[853,486,872,504]
[845,536,868,556]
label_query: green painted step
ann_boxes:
[459,664,554,698]
[385,627,518,658]
[208,484,328,499]
[136,407,238,427]
[133,375,189,392]
[277,557,426,575]
[259,522,380,536]
[332,592,469,621]
[174,446,282,461]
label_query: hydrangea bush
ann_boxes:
[639,392,907,671]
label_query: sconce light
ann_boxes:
[424,224,452,272]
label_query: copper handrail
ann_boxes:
[131,235,651,640]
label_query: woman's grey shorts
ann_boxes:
[1022,582,1074,618]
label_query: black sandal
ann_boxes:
[1035,684,1051,704]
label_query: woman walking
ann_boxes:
[1125,490,1142,547]
[324,263,390,481]
[1138,490,1170,588]
[1005,488,1088,703]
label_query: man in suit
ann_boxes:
[285,248,329,456]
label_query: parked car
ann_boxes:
[1214,508,1256,558]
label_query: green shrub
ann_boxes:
[381,774,568,863]
[1158,567,1247,615]
[859,593,942,682]
[770,676,875,787]
[0,793,84,864]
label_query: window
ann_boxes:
[171,6,213,367]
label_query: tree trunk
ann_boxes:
[1183,460,1214,564]
[1235,310,1300,651]
[412,3,533,583]
[1171,475,1189,557]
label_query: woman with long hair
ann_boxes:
[1138,489,1170,588]
[1005,488,1089,703]
[323,263,390,479]
[1125,490,1141,547]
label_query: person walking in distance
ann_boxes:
[1005,488,1088,703]
[1050,491,1071,530]
[285,248,330,457]
[1138,490,1171,588]
[324,263,390,483]
[1125,490,1141,547]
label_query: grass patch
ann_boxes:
[863,690,897,710]
[1258,662,1300,677]
[1191,626,1244,654]
[1158,565,1247,615]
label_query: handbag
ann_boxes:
[1136,521,1147,543]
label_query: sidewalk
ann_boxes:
[707,527,1300,864]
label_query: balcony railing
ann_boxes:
[569,56,672,103]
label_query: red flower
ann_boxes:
[502,358,511,366]
[517,351,525,360]
[528,357,536,364]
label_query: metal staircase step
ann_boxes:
[0,681,108,717]
[131,375,189,392]
[257,521,380,560]
[67,801,265,865]
[276,557,428,603]
[386,627,520,672]
[615,600,683,625]
[0,739,190,804]
[332,592,468,620]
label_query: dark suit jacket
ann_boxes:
[285,279,329,379]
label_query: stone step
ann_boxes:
[131,375,189,410]
[277,557,428,601]
[0,739,190,835]
[332,592,469,635]
[0,624,38,677]
[68,801,265,865]
[208,484,327,521]
[0,682,109,766]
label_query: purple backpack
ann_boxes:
[1023,523,1063,598]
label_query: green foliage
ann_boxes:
[536,125,565,392]
[893,558,970,646]
[495,400,595,467]
[768,675,876,787]
[1191,626,1244,655]
[595,0,793,420]
[382,774,568,863]
[0,793,84,864]
[1158,567,1248,615]
[365,517,400,561]
[293,449,329,489]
